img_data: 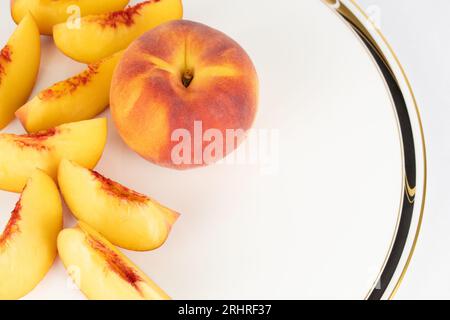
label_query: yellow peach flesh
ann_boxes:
[0,118,107,193]
[0,170,62,300]
[11,0,130,35]
[16,51,123,133]
[58,222,171,300]
[53,0,183,63]
[0,14,40,129]
[58,159,179,251]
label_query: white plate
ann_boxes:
[0,0,426,300]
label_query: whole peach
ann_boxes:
[110,20,259,169]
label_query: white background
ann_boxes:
[357,0,450,299]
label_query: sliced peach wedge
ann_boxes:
[58,160,180,251]
[11,0,130,35]
[0,170,62,300]
[0,118,107,193]
[0,13,40,129]
[53,0,183,63]
[16,51,123,133]
[58,222,170,300]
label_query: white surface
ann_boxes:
[357,0,450,300]
[0,0,405,299]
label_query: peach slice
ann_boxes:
[0,118,107,193]
[0,13,40,129]
[11,0,130,35]
[58,159,179,251]
[53,0,183,63]
[58,222,170,300]
[0,170,62,300]
[16,51,123,133]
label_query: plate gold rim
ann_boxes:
[324,0,427,300]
